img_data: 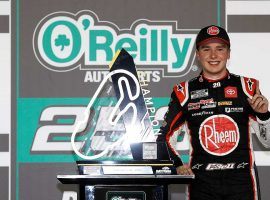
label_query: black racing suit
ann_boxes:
[157,72,270,200]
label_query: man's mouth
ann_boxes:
[208,61,220,65]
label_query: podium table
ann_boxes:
[57,174,194,200]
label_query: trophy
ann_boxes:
[71,49,156,160]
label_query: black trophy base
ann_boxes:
[82,185,168,200]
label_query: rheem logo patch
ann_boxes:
[207,26,219,35]
[199,114,240,156]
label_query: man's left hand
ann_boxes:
[248,81,269,113]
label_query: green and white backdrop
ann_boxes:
[0,0,270,199]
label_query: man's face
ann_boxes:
[196,42,230,77]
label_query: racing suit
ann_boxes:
[157,72,270,200]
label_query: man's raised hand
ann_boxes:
[247,81,269,113]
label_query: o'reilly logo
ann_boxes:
[33,10,196,76]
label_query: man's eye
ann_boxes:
[217,48,225,51]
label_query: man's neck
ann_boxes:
[202,70,228,81]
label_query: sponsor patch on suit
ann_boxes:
[191,89,208,99]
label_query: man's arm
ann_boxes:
[248,80,270,147]
[156,87,194,175]
[156,90,184,166]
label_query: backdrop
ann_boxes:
[0,0,269,199]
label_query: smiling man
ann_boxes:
[157,25,270,200]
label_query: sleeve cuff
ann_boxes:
[256,111,270,122]
[173,157,183,167]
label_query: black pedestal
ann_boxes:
[58,174,194,200]
[83,185,167,200]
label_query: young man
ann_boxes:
[157,25,270,200]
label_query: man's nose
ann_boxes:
[210,50,217,59]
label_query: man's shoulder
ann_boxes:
[229,73,257,98]
[173,80,190,106]
[229,72,256,81]
[229,72,240,79]
[172,76,199,93]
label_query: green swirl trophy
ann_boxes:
[71,48,156,160]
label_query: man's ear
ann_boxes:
[196,50,200,61]
[228,48,231,60]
